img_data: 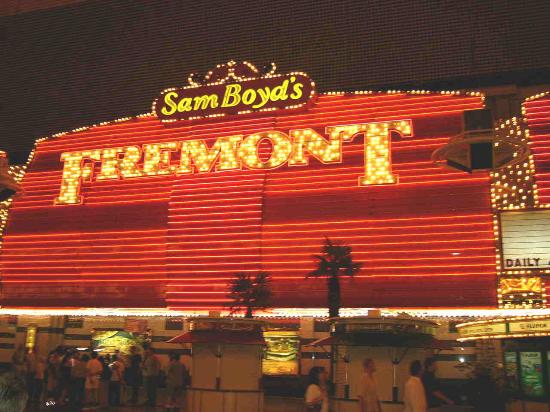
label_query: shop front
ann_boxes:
[458,315,550,411]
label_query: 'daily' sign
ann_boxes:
[152,61,315,122]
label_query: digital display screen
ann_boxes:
[91,330,144,356]
[520,352,544,398]
[263,331,300,375]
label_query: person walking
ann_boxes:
[58,351,73,406]
[32,352,45,404]
[85,352,103,407]
[357,358,381,412]
[422,358,454,410]
[26,348,45,404]
[125,346,142,405]
[108,354,125,407]
[404,360,427,412]
[142,347,161,407]
[305,366,329,412]
[165,352,187,410]
[45,347,62,402]
[99,355,111,406]
[24,347,38,401]
[70,353,87,409]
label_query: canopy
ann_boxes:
[307,332,453,349]
[167,330,266,345]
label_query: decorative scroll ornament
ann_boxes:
[0,152,22,202]
[152,61,316,122]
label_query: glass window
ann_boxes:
[504,352,519,391]
[519,352,545,398]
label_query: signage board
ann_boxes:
[153,61,315,122]
[263,331,300,375]
[508,319,550,333]
[458,322,507,337]
[54,120,412,205]
[501,210,550,270]
[520,352,544,398]
[458,316,550,340]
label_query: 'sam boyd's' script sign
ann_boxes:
[501,210,550,270]
[153,61,315,122]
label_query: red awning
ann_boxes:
[167,330,266,345]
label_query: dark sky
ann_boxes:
[2,0,550,161]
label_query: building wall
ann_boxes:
[519,93,550,305]
[0,92,498,309]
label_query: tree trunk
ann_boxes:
[245,306,253,318]
[327,276,341,318]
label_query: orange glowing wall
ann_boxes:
[0,93,497,309]
[523,93,550,306]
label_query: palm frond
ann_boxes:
[226,271,273,317]
[306,236,363,317]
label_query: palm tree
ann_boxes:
[227,272,272,318]
[307,237,362,318]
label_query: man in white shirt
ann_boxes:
[85,352,103,407]
[403,360,427,412]
[357,358,381,412]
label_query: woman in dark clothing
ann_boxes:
[125,346,142,405]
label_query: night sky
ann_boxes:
[2,0,550,161]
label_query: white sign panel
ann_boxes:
[508,319,550,333]
[501,210,550,270]
[459,323,507,337]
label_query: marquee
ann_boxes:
[55,121,412,205]
[0,62,497,309]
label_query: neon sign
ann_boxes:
[55,120,412,205]
[152,61,315,122]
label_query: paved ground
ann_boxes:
[25,406,178,411]
[23,397,306,411]
[22,395,306,411]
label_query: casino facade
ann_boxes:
[2,2,550,406]
[1,61,550,312]
[1,61,550,405]
[0,62,499,310]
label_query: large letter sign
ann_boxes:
[54,62,412,205]
[55,121,412,205]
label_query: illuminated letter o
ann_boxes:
[239,131,292,169]
[242,89,257,105]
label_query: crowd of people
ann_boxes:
[304,357,502,412]
[5,345,506,412]
[10,344,189,410]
